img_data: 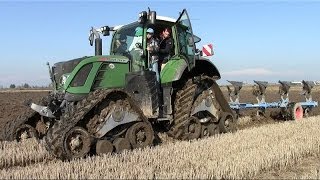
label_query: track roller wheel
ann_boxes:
[15,124,38,142]
[113,138,131,153]
[125,122,154,149]
[219,112,237,133]
[291,102,303,121]
[96,139,114,155]
[63,127,92,159]
[200,122,219,138]
[182,116,201,140]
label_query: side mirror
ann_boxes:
[89,27,101,46]
[89,29,94,46]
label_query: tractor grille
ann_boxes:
[92,63,109,90]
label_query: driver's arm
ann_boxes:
[159,39,173,54]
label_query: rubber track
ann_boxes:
[45,89,147,160]
[0,97,48,141]
[45,89,111,159]
[169,79,197,139]
[86,98,131,135]
[170,76,221,139]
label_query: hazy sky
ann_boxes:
[0,0,319,87]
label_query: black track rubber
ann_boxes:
[169,76,226,140]
[45,89,148,160]
[45,89,111,159]
[169,79,197,139]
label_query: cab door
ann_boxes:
[175,9,196,69]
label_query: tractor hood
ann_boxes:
[62,55,130,95]
[52,56,91,90]
[52,55,130,93]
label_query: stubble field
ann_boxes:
[0,85,320,179]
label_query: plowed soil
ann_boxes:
[0,85,319,130]
[0,90,49,128]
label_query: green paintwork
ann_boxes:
[95,62,129,88]
[64,55,130,94]
[65,62,101,94]
[160,57,188,84]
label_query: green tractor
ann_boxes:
[3,9,235,160]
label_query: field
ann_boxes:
[0,85,320,179]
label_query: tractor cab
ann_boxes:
[88,9,198,78]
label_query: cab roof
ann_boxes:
[112,15,201,43]
[113,16,176,31]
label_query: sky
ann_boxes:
[0,0,319,87]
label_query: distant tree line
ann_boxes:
[0,83,51,89]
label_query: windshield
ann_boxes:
[111,23,144,56]
[111,22,145,71]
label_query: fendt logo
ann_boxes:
[99,57,109,61]
[98,57,129,63]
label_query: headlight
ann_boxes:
[60,74,70,86]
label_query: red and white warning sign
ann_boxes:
[202,44,214,56]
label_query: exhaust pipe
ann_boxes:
[95,38,102,56]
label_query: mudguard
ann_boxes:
[95,111,140,138]
[160,57,221,84]
[160,58,188,84]
[193,57,221,79]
